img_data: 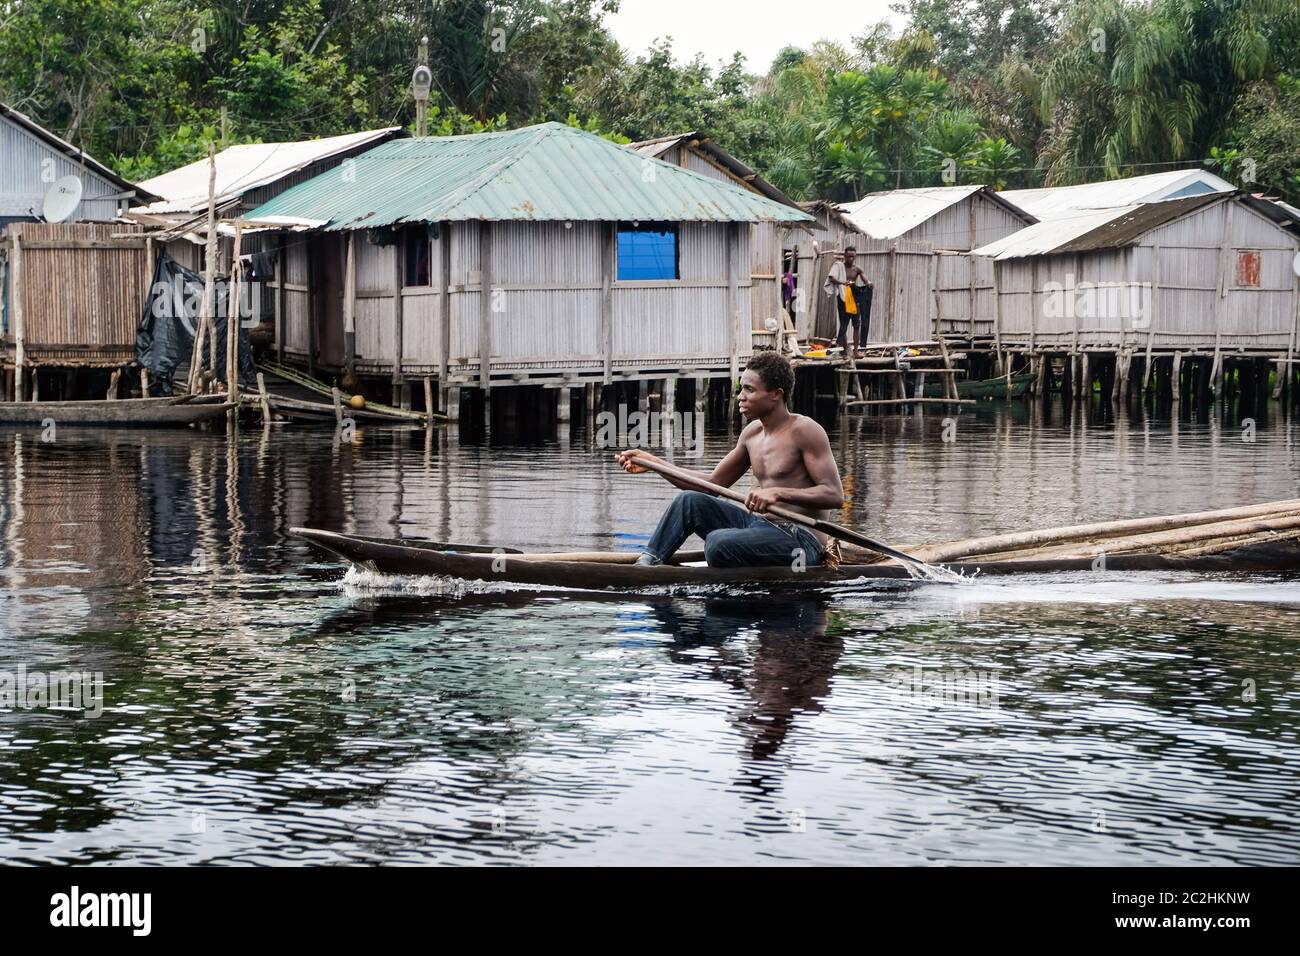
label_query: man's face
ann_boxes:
[844,250,856,268]
[738,369,782,421]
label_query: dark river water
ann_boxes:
[1,400,1298,865]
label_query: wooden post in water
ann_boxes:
[344,231,357,376]
[226,222,244,422]
[726,224,739,386]
[1171,352,1183,408]
[276,240,286,366]
[253,371,271,422]
[478,222,492,431]
[600,224,613,387]
[190,144,219,394]
[11,230,25,401]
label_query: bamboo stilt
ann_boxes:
[189,144,219,394]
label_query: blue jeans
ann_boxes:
[645,491,825,568]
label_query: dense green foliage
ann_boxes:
[1,0,1297,200]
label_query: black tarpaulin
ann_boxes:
[135,252,256,395]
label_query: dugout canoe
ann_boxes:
[923,371,1035,400]
[292,527,1300,590]
[0,396,237,426]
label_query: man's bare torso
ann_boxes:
[742,414,830,540]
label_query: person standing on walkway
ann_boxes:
[825,246,873,357]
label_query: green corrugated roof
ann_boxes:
[246,122,812,229]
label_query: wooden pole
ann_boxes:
[601,222,614,385]
[256,371,271,422]
[437,222,451,406]
[478,222,492,395]
[306,237,316,376]
[1278,267,1299,400]
[393,226,405,396]
[226,221,244,421]
[276,240,286,365]
[887,243,897,344]
[11,229,25,401]
[1212,204,1231,395]
[993,259,1004,373]
[189,144,219,393]
[726,223,739,383]
[344,231,356,375]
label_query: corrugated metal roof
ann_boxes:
[626,131,800,208]
[1002,168,1234,221]
[0,102,154,200]
[838,185,1031,239]
[135,128,404,214]
[247,123,813,228]
[973,193,1227,260]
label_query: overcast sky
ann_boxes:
[605,0,904,72]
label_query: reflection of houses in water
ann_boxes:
[0,433,153,635]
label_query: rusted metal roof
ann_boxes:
[627,131,800,208]
[246,123,813,229]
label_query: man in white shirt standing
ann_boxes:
[824,246,873,357]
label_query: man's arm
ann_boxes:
[745,419,844,512]
[616,424,754,489]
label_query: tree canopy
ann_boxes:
[0,0,1296,201]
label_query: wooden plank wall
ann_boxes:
[281,219,750,380]
[991,199,1300,352]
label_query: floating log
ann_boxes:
[909,498,1300,563]
[982,512,1300,563]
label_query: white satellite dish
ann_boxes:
[42,175,83,223]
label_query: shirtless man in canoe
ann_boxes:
[617,352,845,568]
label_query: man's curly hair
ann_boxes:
[746,351,794,400]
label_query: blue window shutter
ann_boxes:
[617,226,678,280]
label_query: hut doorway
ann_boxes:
[310,233,345,368]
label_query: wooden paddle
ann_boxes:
[627,453,938,572]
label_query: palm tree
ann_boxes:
[969,137,1023,189]
[921,111,984,184]
[1039,0,1285,184]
